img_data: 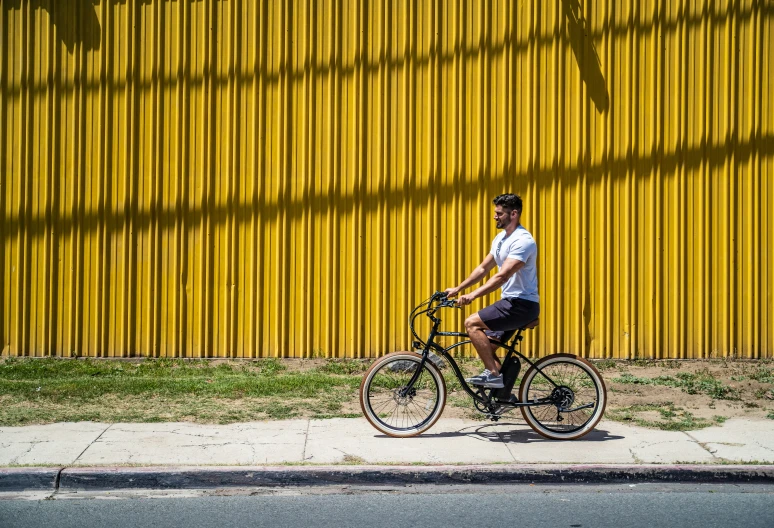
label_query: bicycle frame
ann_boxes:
[403,293,562,409]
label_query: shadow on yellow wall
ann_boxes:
[3,0,101,52]
[562,0,609,113]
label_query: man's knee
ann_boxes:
[465,315,485,332]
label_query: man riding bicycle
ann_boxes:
[445,193,540,389]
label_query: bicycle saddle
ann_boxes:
[519,318,539,330]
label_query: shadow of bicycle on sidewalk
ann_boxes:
[404,423,624,444]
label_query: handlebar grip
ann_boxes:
[433,291,448,301]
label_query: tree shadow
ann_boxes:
[562,0,609,113]
[3,0,101,52]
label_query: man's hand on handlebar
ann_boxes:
[442,287,474,307]
[456,293,475,306]
[444,287,460,299]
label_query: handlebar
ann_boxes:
[408,291,463,346]
[430,291,461,309]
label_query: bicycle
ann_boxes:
[359,291,607,439]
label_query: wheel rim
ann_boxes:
[523,359,601,434]
[365,357,442,433]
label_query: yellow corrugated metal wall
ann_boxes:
[1,0,772,359]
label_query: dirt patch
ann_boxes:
[588,359,774,429]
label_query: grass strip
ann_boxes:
[0,358,364,426]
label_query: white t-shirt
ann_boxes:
[489,225,539,303]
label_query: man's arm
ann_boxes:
[455,258,525,306]
[445,254,497,299]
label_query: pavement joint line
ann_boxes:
[682,431,719,460]
[72,423,114,465]
[301,419,311,462]
[493,423,519,463]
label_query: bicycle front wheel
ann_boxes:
[359,352,447,437]
[518,353,607,440]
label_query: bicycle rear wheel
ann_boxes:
[360,351,446,437]
[518,353,607,440]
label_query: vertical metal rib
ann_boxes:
[0,4,7,355]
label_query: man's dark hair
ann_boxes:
[493,193,523,213]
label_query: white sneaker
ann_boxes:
[465,369,504,388]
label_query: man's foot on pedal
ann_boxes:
[465,369,504,388]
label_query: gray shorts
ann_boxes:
[479,297,540,344]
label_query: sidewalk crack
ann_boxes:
[73,423,114,464]
[628,447,644,464]
[10,441,39,465]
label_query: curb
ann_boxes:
[3,464,772,492]
[0,467,62,491]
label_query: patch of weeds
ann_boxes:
[747,366,774,384]
[262,401,300,419]
[315,389,352,415]
[448,395,472,409]
[743,401,760,408]
[445,376,464,392]
[755,388,774,400]
[658,407,677,419]
[713,415,728,424]
[659,360,682,369]
[315,359,368,375]
[630,356,681,368]
[341,454,366,464]
[612,370,740,400]
[254,358,286,376]
[312,413,361,419]
[607,403,712,431]
[767,410,774,420]
[594,359,617,371]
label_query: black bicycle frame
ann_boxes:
[403,295,561,408]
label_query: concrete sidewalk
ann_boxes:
[1,417,773,491]
[3,417,774,467]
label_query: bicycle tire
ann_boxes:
[518,353,607,440]
[360,351,447,438]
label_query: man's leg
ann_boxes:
[464,313,501,375]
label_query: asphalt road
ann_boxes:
[1,483,773,528]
